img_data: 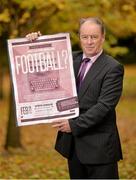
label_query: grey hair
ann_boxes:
[79,17,106,35]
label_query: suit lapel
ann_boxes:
[73,53,83,79]
[78,52,107,100]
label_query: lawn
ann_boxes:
[0,65,136,179]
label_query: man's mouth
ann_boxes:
[86,47,94,49]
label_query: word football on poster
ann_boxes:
[8,33,79,126]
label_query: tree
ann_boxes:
[0,0,66,149]
[5,90,22,149]
[0,65,4,100]
[0,33,8,100]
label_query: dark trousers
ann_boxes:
[68,148,119,179]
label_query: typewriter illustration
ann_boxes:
[28,60,60,92]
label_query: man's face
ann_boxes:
[79,21,105,57]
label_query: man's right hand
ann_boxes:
[25,31,42,41]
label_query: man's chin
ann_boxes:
[85,51,95,57]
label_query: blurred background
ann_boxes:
[0,0,136,179]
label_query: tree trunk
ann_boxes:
[0,65,3,100]
[5,89,22,149]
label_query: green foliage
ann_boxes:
[0,0,136,67]
[0,9,10,23]
[0,0,66,38]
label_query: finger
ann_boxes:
[31,32,39,40]
[52,124,61,128]
[25,32,38,41]
[52,120,62,124]
[26,33,34,41]
[26,33,32,41]
[37,31,42,36]
[59,127,65,132]
[51,121,61,126]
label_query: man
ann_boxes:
[26,17,124,179]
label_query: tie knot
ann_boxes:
[83,58,90,63]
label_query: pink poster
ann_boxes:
[8,33,79,126]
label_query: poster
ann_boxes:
[8,33,79,126]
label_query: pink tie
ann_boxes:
[76,58,90,91]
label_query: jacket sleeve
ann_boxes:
[69,63,124,137]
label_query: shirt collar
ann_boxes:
[83,50,103,63]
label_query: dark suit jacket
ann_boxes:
[55,51,124,165]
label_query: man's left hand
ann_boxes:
[51,119,71,133]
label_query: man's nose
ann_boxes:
[87,36,93,44]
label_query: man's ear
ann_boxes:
[102,34,105,43]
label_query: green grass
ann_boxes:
[0,65,136,179]
[0,147,69,179]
